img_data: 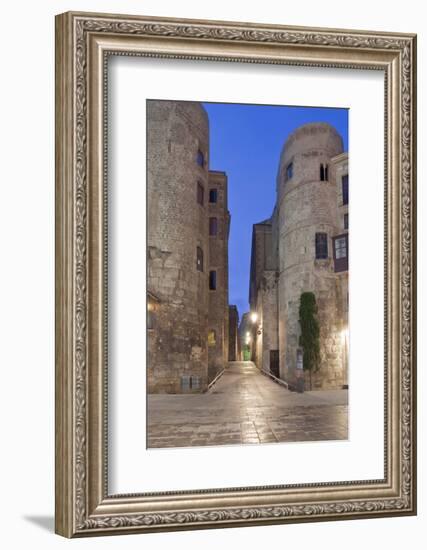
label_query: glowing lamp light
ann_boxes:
[250,312,258,323]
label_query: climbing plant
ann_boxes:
[298,292,320,387]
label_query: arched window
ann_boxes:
[197,149,205,167]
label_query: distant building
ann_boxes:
[249,123,349,390]
[249,219,279,376]
[238,312,253,361]
[228,305,240,361]
[147,100,230,393]
[208,171,230,382]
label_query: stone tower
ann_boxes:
[147,100,210,393]
[277,123,346,389]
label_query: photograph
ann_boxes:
[53,9,416,537]
[147,99,349,449]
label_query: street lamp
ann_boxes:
[250,312,258,323]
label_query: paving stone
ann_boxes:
[148,362,348,449]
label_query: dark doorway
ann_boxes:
[270,350,280,378]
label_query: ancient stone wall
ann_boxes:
[208,171,230,381]
[276,123,346,389]
[228,305,239,361]
[249,221,279,372]
[332,153,349,233]
[331,152,349,386]
[147,100,210,393]
[259,271,279,372]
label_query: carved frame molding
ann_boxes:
[55,11,416,537]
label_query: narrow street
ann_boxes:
[147,362,348,448]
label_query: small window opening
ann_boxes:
[320,163,329,181]
[209,188,218,203]
[209,270,217,290]
[315,232,328,259]
[196,246,204,272]
[197,181,204,205]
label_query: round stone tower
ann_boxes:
[147,100,209,393]
[277,122,345,389]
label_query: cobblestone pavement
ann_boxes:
[147,361,348,449]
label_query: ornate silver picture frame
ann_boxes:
[55,11,417,537]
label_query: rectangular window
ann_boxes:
[209,188,218,203]
[209,217,218,236]
[196,246,204,272]
[344,212,349,230]
[320,163,329,181]
[333,234,349,272]
[286,162,293,181]
[209,270,217,290]
[197,181,204,205]
[315,232,328,259]
[342,174,349,205]
[334,236,347,259]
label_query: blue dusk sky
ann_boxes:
[203,102,349,320]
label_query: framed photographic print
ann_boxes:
[55,11,417,537]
